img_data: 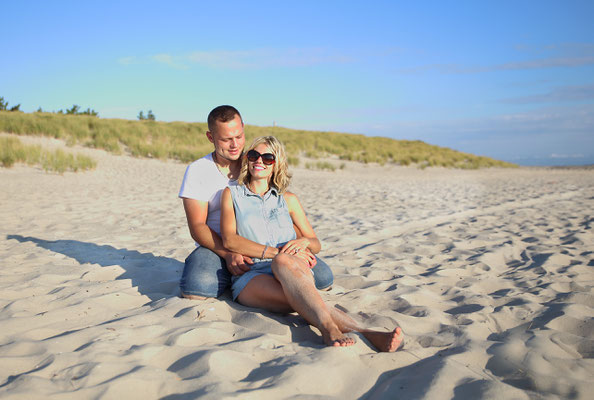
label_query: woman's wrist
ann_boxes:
[261,245,268,259]
[263,246,279,259]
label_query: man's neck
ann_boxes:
[213,152,241,180]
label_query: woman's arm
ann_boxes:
[220,187,280,259]
[283,192,322,254]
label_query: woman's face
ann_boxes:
[248,143,275,181]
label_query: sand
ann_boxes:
[1,136,593,399]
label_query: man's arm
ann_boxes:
[183,197,227,256]
[182,197,252,275]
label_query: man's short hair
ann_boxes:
[207,105,243,133]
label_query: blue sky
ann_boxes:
[2,1,593,165]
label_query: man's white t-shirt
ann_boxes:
[179,153,238,238]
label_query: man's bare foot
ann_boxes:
[321,325,356,347]
[362,327,404,352]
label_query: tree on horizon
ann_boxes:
[0,96,21,112]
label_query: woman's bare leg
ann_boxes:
[237,257,403,351]
[238,272,352,346]
[236,274,292,313]
[269,254,354,347]
[326,307,404,352]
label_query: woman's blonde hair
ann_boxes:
[238,136,291,193]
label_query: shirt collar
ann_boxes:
[242,184,279,197]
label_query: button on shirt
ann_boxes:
[229,185,296,258]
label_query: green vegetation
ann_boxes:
[287,155,300,166]
[138,110,156,121]
[306,161,337,171]
[0,97,20,112]
[57,104,99,116]
[34,104,98,116]
[257,126,516,169]
[0,110,517,169]
[0,136,96,173]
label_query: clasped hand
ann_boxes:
[225,252,253,276]
[226,237,317,275]
[280,238,316,268]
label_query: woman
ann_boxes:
[221,136,403,351]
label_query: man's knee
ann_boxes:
[180,273,220,298]
[185,246,220,267]
[312,256,333,290]
[180,247,230,298]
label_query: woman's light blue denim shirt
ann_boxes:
[229,184,296,260]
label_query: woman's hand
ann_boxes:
[280,238,311,255]
[280,238,318,268]
[285,247,317,268]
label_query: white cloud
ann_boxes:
[151,53,189,70]
[501,84,594,104]
[399,56,594,74]
[550,153,585,159]
[399,42,594,74]
[185,48,351,69]
[119,48,352,70]
[118,56,136,65]
[494,56,594,71]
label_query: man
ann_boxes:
[179,105,333,299]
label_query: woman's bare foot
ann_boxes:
[321,325,356,347]
[362,327,404,352]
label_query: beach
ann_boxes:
[1,138,593,399]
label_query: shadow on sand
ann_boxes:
[6,234,322,345]
[7,234,183,301]
[6,234,332,358]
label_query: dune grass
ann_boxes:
[0,111,517,169]
[0,136,96,173]
[305,161,348,171]
[306,161,336,171]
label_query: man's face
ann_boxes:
[207,114,245,163]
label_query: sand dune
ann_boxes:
[1,138,593,399]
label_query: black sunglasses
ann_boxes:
[246,150,276,165]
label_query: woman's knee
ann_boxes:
[272,253,293,267]
[272,253,311,279]
[272,253,297,271]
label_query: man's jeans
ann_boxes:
[180,246,334,298]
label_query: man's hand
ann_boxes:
[225,252,253,276]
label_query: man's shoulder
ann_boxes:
[187,153,214,168]
[184,153,218,175]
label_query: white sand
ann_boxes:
[1,136,593,399]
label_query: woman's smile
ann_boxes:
[248,144,274,178]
